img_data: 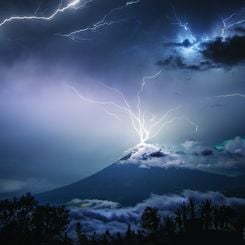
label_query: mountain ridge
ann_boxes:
[36,161,245,206]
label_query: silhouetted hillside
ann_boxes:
[37,163,245,205]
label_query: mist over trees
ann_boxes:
[0,194,245,244]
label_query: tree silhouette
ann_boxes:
[75,222,88,245]
[140,206,161,238]
[174,209,184,233]
[200,199,213,231]
[163,216,176,237]
[187,198,196,220]
[0,193,70,245]
[125,224,134,245]
[218,205,234,231]
[1,195,245,244]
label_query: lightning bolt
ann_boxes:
[66,84,142,139]
[167,4,245,57]
[126,0,141,6]
[34,1,42,16]
[215,93,245,99]
[169,4,245,43]
[220,8,245,38]
[59,0,142,40]
[59,19,125,40]
[137,70,163,144]
[181,116,199,134]
[0,0,84,27]
[169,4,197,43]
[66,69,198,145]
[103,108,121,121]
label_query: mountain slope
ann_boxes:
[36,163,245,206]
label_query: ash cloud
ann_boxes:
[119,137,245,174]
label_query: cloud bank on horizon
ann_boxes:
[67,190,245,235]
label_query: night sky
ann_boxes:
[0,0,244,194]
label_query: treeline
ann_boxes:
[0,193,69,245]
[0,193,245,245]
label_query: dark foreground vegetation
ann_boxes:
[0,194,245,245]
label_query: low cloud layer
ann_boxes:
[68,190,245,235]
[222,136,245,155]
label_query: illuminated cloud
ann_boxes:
[119,138,245,174]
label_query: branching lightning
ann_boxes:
[168,4,245,57]
[169,4,245,43]
[169,4,197,43]
[67,71,198,145]
[220,8,245,38]
[103,108,121,121]
[0,0,202,145]
[59,19,125,40]
[59,0,142,40]
[34,1,42,16]
[0,0,84,27]
[136,70,163,143]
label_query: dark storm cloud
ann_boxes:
[0,0,244,73]
[234,26,245,34]
[0,0,243,68]
[156,56,217,71]
[201,35,245,67]
[163,39,193,48]
[158,34,245,71]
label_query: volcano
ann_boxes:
[36,144,245,206]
